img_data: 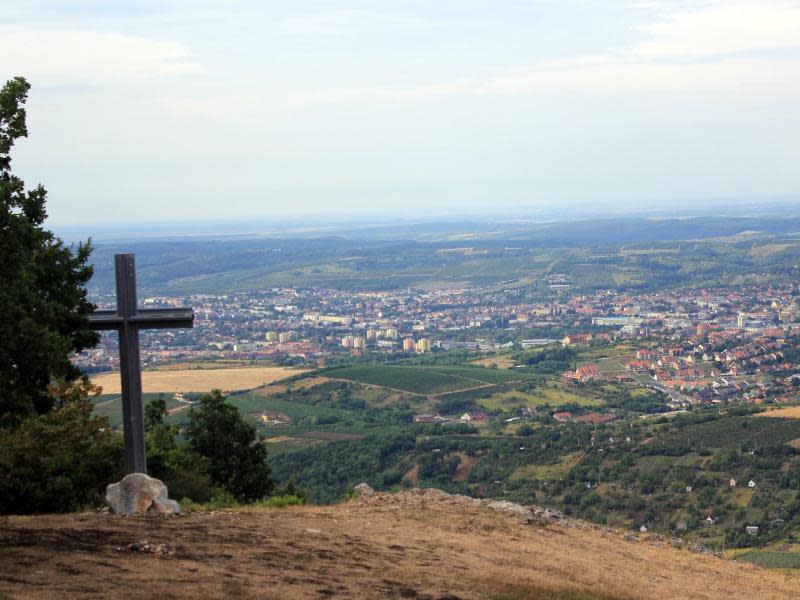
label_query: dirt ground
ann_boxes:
[2,489,799,600]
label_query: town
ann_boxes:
[76,281,800,411]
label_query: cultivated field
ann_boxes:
[92,366,306,394]
[661,417,800,450]
[761,406,800,419]
[326,364,520,395]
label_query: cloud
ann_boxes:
[275,8,429,38]
[634,0,800,57]
[280,0,800,104]
[0,26,203,86]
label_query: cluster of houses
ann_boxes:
[616,334,799,405]
[413,411,490,425]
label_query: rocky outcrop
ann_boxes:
[106,473,180,516]
[350,484,719,557]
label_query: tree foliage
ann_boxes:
[0,76,97,426]
[186,390,273,502]
[0,387,124,514]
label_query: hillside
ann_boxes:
[2,488,799,599]
[85,218,800,295]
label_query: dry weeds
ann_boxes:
[2,489,799,599]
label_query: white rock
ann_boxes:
[106,473,181,516]
[352,482,375,497]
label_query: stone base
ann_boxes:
[106,473,181,516]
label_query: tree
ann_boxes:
[0,386,124,514]
[143,397,218,503]
[186,390,273,501]
[0,77,97,427]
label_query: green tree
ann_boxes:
[0,386,124,514]
[143,397,218,503]
[186,390,273,501]
[145,396,168,429]
[0,77,97,426]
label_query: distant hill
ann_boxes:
[85,216,800,294]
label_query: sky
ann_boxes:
[2,0,800,227]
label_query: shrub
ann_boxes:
[0,400,123,514]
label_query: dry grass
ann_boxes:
[254,376,331,397]
[2,490,799,599]
[91,366,307,394]
[760,406,800,419]
[511,452,585,481]
[452,453,480,482]
[748,244,797,258]
[469,356,516,370]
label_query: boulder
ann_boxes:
[106,473,181,516]
[352,483,375,497]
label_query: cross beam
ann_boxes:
[89,254,194,474]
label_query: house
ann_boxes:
[565,364,601,382]
[258,411,290,425]
[553,411,573,422]
[414,414,437,424]
[749,480,757,488]
[730,478,738,488]
[460,411,489,423]
[639,524,648,533]
[746,526,759,536]
[626,360,652,374]
[575,412,619,425]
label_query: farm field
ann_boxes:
[92,393,171,427]
[737,550,800,569]
[254,376,331,397]
[228,391,346,422]
[660,417,800,450]
[761,405,800,419]
[469,355,516,370]
[91,366,306,394]
[325,364,519,395]
[479,386,602,411]
[510,451,584,481]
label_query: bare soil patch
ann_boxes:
[1,490,798,599]
[452,453,480,482]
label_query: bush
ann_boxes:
[251,494,305,508]
[0,400,123,514]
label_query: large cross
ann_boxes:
[89,254,194,474]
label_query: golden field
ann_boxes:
[761,406,800,419]
[91,366,306,394]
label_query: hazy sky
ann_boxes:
[3,0,800,226]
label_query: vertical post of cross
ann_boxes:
[89,254,193,476]
[115,254,147,474]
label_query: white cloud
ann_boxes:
[275,9,429,38]
[0,26,203,85]
[280,0,800,104]
[634,0,800,57]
